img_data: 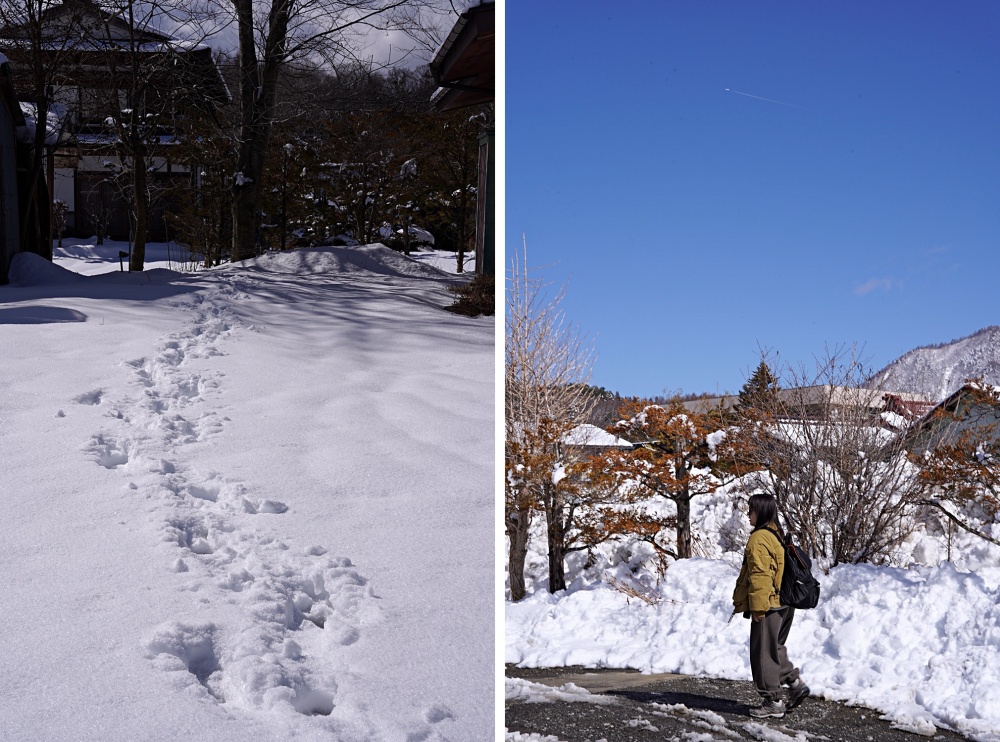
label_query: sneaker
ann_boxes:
[749,699,786,719]
[787,679,810,710]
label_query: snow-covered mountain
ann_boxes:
[870,325,1000,400]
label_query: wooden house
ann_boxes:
[562,423,633,458]
[0,53,21,279]
[0,0,228,243]
[681,385,933,425]
[429,1,494,276]
[899,384,1000,456]
[0,53,51,283]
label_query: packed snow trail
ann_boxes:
[0,245,492,740]
[79,276,377,724]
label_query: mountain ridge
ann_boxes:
[870,325,1000,400]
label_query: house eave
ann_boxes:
[429,2,494,112]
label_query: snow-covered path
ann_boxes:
[0,245,493,740]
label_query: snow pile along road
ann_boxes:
[507,556,1000,741]
[0,242,492,740]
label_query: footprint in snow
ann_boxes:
[424,705,454,724]
[144,621,223,701]
[164,515,214,554]
[73,389,104,405]
[242,498,288,514]
[85,433,132,469]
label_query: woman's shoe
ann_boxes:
[749,699,786,718]
[787,679,810,710]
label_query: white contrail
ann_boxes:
[724,87,805,110]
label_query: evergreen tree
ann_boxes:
[736,361,780,415]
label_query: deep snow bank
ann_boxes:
[507,558,1000,741]
[234,244,453,280]
[9,251,89,285]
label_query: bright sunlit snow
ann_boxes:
[1,239,492,740]
[507,488,1000,742]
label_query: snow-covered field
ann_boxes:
[1,239,493,740]
[507,488,1000,742]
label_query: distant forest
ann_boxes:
[583,386,726,427]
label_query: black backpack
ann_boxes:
[763,527,820,610]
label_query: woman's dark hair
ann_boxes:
[748,493,781,532]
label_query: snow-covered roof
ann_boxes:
[3,2,229,103]
[16,102,69,146]
[769,420,896,447]
[562,424,632,449]
[880,410,909,430]
[682,385,933,416]
[897,382,1000,455]
[74,132,181,146]
[395,226,435,245]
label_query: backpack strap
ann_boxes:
[788,542,810,571]
[763,526,810,571]
[760,525,787,549]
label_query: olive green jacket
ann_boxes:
[732,525,785,617]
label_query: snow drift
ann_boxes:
[1,241,492,740]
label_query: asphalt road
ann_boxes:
[506,665,976,742]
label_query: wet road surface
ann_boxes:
[506,665,975,741]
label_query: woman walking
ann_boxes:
[732,494,810,718]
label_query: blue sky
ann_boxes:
[506,2,1000,399]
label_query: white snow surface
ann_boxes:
[562,423,632,448]
[1,240,493,740]
[508,530,1000,742]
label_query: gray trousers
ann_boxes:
[749,607,800,700]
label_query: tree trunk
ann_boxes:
[674,453,693,558]
[675,493,692,559]
[456,233,468,273]
[19,85,51,258]
[129,154,148,271]
[231,177,260,261]
[230,0,288,262]
[231,111,269,260]
[507,508,532,602]
[546,486,568,593]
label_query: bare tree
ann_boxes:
[81,178,114,245]
[95,0,221,270]
[505,240,596,598]
[420,106,482,271]
[226,0,420,261]
[730,346,923,567]
[165,85,236,266]
[52,198,67,245]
